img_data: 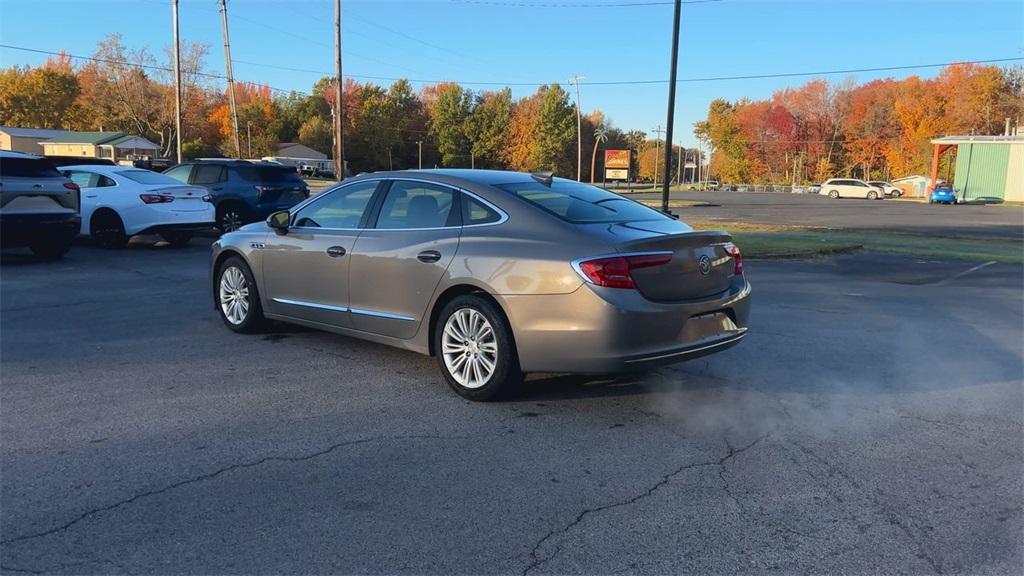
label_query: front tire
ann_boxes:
[216,256,265,333]
[434,295,522,401]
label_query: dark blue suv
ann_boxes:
[164,160,310,232]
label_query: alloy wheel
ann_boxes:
[220,210,243,232]
[219,266,250,325]
[441,308,498,389]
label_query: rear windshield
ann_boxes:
[234,165,303,183]
[0,157,61,178]
[496,179,669,224]
[116,170,181,185]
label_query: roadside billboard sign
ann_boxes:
[604,150,630,169]
[605,168,629,180]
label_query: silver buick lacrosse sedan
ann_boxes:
[211,169,750,400]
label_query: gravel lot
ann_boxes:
[1,239,1022,575]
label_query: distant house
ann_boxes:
[276,143,327,160]
[0,126,69,155]
[40,132,162,163]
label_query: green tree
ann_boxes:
[428,84,472,166]
[532,84,576,174]
[298,116,332,156]
[387,79,428,169]
[466,88,512,168]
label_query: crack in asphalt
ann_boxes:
[791,441,945,574]
[521,434,768,575]
[0,434,463,550]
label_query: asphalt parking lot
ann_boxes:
[2,235,1021,574]
[631,191,1024,239]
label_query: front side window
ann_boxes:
[375,181,457,229]
[164,164,193,183]
[65,170,100,188]
[292,181,378,229]
[496,178,669,224]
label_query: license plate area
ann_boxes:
[683,312,738,342]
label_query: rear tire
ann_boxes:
[91,210,128,248]
[828,190,839,199]
[217,203,247,233]
[867,190,878,200]
[434,294,522,401]
[160,231,193,247]
[216,256,265,333]
[29,237,73,260]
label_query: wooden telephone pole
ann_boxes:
[172,0,182,163]
[334,0,345,181]
[218,0,241,158]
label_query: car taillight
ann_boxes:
[202,194,213,203]
[575,253,673,289]
[140,194,175,204]
[725,243,743,275]
[63,182,80,192]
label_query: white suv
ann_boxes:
[821,178,884,200]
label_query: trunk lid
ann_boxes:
[576,221,735,302]
[145,185,210,212]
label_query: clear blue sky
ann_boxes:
[1,0,1022,148]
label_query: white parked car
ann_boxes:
[867,181,902,198]
[61,165,215,247]
[820,178,885,200]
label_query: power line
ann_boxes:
[3,44,1022,90]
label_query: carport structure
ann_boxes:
[929,135,1024,202]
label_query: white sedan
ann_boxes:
[61,165,215,247]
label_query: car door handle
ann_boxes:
[211,187,224,191]
[326,246,347,258]
[417,250,442,263]
[86,194,98,198]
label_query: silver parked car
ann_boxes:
[0,151,81,259]
[211,170,751,400]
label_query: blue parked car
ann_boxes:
[163,160,310,231]
[929,184,958,205]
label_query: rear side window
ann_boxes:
[0,157,61,178]
[193,165,226,184]
[64,171,116,188]
[234,165,303,183]
[496,179,669,224]
[462,196,502,225]
[376,181,457,229]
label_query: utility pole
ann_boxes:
[246,121,252,158]
[677,144,683,187]
[171,0,183,164]
[334,0,344,181]
[652,125,664,188]
[218,0,241,159]
[661,0,682,213]
[569,75,584,181]
[416,140,422,169]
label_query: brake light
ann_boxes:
[63,182,80,192]
[725,243,743,275]
[575,253,673,289]
[140,194,175,204]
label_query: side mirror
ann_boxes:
[267,210,290,234]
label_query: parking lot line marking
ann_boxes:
[938,260,997,285]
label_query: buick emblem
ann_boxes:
[697,255,712,276]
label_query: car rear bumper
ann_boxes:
[136,222,216,236]
[500,277,751,373]
[1,213,81,248]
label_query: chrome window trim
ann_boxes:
[349,307,416,322]
[570,250,675,284]
[272,297,349,313]
[288,177,509,233]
